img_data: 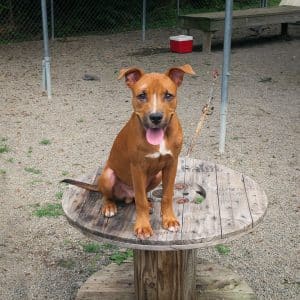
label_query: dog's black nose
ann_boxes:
[149,112,163,125]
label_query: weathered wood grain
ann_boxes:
[63,159,265,300]
[62,169,100,225]
[179,6,300,31]
[216,164,253,238]
[155,250,195,300]
[180,158,222,243]
[242,174,268,225]
[196,258,256,300]
[76,261,135,300]
[76,258,256,300]
[134,250,158,300]
[178,6,300,52]
[62,158,267,250]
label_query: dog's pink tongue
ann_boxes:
[146,128,164,145]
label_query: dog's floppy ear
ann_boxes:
[118,67,144,88]
[166,64,195,87]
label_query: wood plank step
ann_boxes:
[76,259,256,300]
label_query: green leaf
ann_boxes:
[195,195,204,204]
[0,144,9,153]
[40,139,51,145]
[109,249,133,265]
[33,203,64,218]
[215,244,230,255]
[82,242,101,253]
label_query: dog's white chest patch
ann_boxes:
[146,140,172,159]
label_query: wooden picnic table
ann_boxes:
[62,157,268,299]
[178,6,300,52]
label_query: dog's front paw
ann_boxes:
[101,202,117,217]
[162,216,180,232]
[134,220,153,239]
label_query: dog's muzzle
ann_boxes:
[149,112,163,126]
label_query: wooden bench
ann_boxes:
[62,157,268,299]
[178,6,300,52]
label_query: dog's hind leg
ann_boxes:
[99,166,118,217]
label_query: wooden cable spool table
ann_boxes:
[62,157,268,300]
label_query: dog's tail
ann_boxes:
[61,179,100,192]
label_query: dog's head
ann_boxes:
[118,65,195,145]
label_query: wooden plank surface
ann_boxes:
[216,164,253,238]
[181,6,300,19]
[62,158,268,250]
[180,159,222,243]
[76,261,135,300]
[242,175,268,225]
[76,259,256,300]
[178,6,300,31]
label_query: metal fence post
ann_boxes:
[41,0,51,99]
[142,0,146,41]
[260,0,268,7]
[219,0,233,154]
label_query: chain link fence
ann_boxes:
[0,0,280,44]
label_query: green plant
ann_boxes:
[6,157,14,163]
[55,191,64,200]
[40,139,51,145]
[33,203,64,218]
[0,169,6,175]
[102,243,117,250]
[63,239,72,245]
[62,171,69,176]
[215,244,230,255]
[25,167,41,174]
[87,253,101,273]
[195,195,205,204]
[82,242,101,253]
[109,249,133,265]
[27,146,33,156]
[0,144,9,153]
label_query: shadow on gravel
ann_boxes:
[130,47,170,57]
[130,34,298,56]
[193,34,298,52]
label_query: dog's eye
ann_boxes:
[164,92,174,101]
[137,92,147,102]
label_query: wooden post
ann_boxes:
[281,23,288,37]
[134,249,196,300]
[202,32,213,53]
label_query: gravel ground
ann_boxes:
[0,25,299,299]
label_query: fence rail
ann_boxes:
[0,0,279,44]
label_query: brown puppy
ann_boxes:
[63,65,195,239]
